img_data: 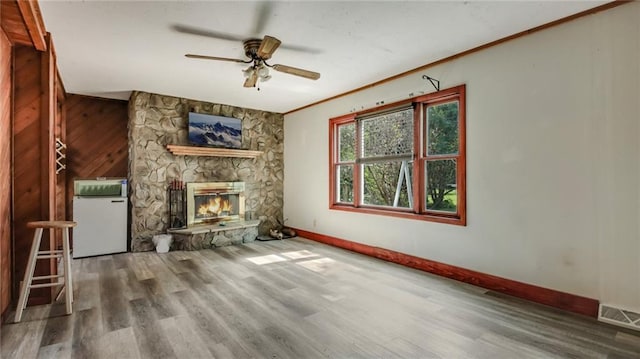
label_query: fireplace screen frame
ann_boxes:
[186,182,245,227]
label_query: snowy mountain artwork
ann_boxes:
[188,112,242,148]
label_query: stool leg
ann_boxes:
[14,228,43,323]
[62,227,73,314]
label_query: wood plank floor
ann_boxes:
[2,237,640,358]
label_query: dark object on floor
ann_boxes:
[256,234,295,241]
[281,228,296,237]
[257,235,279,241]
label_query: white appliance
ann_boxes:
[73,179,128,258]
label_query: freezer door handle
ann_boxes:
[111,200,125,203]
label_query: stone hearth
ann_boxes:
[168,220,260,250]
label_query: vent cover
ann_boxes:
[599,304,640,331]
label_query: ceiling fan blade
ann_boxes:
[257,35,281,60]
[244,72,258,88]
[272,64,320,80]
[173,24,321,55]
[171,24,244,42]
[185,54,249,63]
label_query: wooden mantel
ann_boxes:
[166,144,262,158]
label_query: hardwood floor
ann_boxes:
[2,237,639,358]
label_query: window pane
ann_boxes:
[336,165,354,203]
[338,123,355,162]
[361,108,413,158]
[427,101,459,156]
[362,160,413,208]
[425,159,457,212]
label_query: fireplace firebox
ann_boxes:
[186,182,245,227]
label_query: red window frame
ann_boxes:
[329,85,466,226]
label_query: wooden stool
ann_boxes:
[14,221,77,323]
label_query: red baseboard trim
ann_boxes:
[292,228,599,318]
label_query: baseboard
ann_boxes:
[292,228,599,318]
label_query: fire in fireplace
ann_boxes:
[196,196,233,217]
[186,182,245,227]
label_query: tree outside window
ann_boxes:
[425,101,459,212]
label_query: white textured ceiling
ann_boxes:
[39,1,607,113]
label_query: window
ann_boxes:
[336,121,355,203]
[329,85,466,225]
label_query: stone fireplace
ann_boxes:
[128,91,284,252]
[187,181,245,227]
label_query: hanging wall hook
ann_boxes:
[422,75,440,92]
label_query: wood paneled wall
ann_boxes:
[65,95,129,220]
[12,42,57,305]
[2,0,60,314]
[0,29,13,316]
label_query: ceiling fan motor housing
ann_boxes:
[243,39,265,59]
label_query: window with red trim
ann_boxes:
[329,85,466,225]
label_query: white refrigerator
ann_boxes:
[73,179,128,258]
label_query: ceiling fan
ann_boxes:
[185,35,321,88]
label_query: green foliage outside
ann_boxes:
[338,165,354,203]
[361,110,413,158]
[338,123,355,203]
[338,123,355,162]
[360,109,413,207]
[425,102,458,212]
[336,102,458,211]
[426,160,457,212]
[427,102,459,156]
[363,161,411,208]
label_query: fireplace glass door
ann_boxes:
[194,193,240,221]
[186,182,245,227]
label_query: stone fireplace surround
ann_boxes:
[128,91,284,252]
[165,180,260,250]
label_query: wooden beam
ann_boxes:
[15,0,46,51]
[40,33,56,298]
[0,27,13,319]
[56,70,66,102]
[1,0,31,46]
[40,34,55,222]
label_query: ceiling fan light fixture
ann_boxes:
[242,66,254,78]
[257,64,271,82]
[257,65,269,77]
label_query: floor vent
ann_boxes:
[599,304,640,331]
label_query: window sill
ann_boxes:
[329,204,466,226]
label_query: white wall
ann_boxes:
[284,4,640,311]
